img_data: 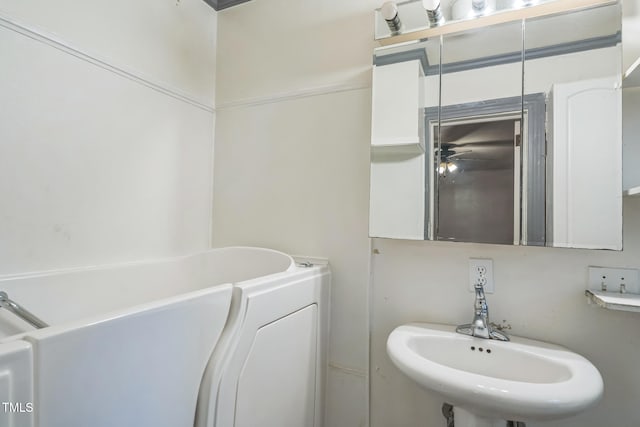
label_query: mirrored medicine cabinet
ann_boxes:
[369,0,623,250]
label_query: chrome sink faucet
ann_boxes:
[456,282,509,341]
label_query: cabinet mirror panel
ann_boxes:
[436,20,524,245]
[524,2,622,249]
[369,1,622,249]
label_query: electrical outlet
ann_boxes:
[588,266,639,293]
[469,258,494,293]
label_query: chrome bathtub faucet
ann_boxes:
[456,282,509,341]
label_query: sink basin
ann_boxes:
[387,323,603,422]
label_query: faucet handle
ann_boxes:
[489,328,510,341]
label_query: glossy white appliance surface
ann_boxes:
[196,263,330,427]
[0,246,296,337]
[387,323,603,421]
[0,341,33,427]
[31,285,232,427]
[0,246,314,427]
[235,305,317,426]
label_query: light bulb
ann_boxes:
[381,1,402,33]
[422,0,441,11]
[423,0,444,26]
[472,0,487,11]
[447,163,458,172]
[381,1,399,20]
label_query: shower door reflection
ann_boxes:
[434,117,521,245]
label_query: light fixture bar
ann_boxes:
[377,0,616,45]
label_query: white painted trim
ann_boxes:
[216,82,371,110]
[0,11,215,113]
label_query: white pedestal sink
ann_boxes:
[387,323,603,426]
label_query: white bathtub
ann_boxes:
[0,247,330,427]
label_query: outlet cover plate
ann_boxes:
[469,258,494,293]
[588,266,640,293]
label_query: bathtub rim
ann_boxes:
[0,247,299,341]
[0,246,296,282]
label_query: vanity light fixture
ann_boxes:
[423,0,445,26]
[381,1,403,34]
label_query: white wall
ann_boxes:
[212,1,373,426]
[0,0,216,104]
[214,0,372,106]
[213,89,372,427]
[0,0,217,275]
